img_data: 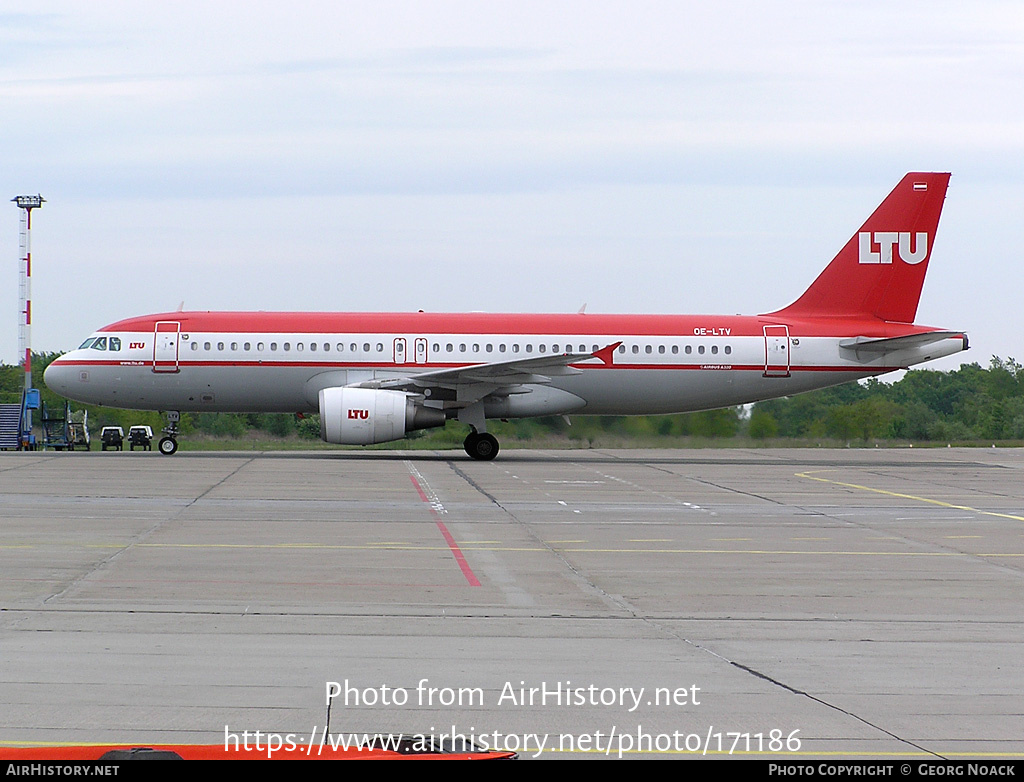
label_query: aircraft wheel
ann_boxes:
[158,437,178,456]
[464,432,499,461]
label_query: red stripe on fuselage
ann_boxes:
[96,311,951,340]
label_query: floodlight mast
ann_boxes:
[13,195,43,391]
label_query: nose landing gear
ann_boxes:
[158,411,180,456]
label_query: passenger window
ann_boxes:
[270,342,278,351]
[658,345,665,354]
[363,343,370,352]
[191,342,198,351]
[671,346,678,354]
[632,345,639,354]
[244,343,251,351]
[309,343,316,352]
[297,343,304,352]
[711,345,718,355]
[617,345,626,353]
[257,342,265,351]
[231,342,238,351]
[645,345,652,354]
[218,342,225,351]
[685,345,692,355]
[698,345,705,354]
[725,345,732,355]
[472,344,480,353]
[323,343,330,352]
[204,342,212,351]
[512,344,519,353]
[486,344,493,352]
[376,343,383,352]
[539,344,546,353]
[446,343,454,352]
[526,344,533,353]
[432,343,440,352]
[459,344,466,352]
[499,343,506,352]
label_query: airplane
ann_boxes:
[44,172,967,459]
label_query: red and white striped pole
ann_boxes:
[13,195,43,392]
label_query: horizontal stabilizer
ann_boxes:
[839,331,968,362]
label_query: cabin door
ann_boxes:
[763,325,791,377]
[153,321,181,373]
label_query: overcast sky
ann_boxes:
[2,1,1022,373]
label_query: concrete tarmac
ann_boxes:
[1,447,1022,759]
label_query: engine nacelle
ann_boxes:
[319,387,445,445]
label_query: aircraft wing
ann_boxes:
[347,342,621,400]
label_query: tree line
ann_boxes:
[748,357,1024,442]
[3,353,1021,445]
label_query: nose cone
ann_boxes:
[43,358,75,398]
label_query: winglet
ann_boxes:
[593,341,621,366]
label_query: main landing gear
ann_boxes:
[158,411,180,456]
[464,431,499,461]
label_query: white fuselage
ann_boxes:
[44,314,968,418]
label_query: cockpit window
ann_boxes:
[78,335,119,350]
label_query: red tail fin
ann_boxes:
[768,173,950,323]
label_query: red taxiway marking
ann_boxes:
[408,474,481,588]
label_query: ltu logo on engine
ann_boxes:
[348,409,369,420]
[858,232,928,265]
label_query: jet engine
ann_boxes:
[319,387,446,445]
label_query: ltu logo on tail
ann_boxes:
[859,232,928,265]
